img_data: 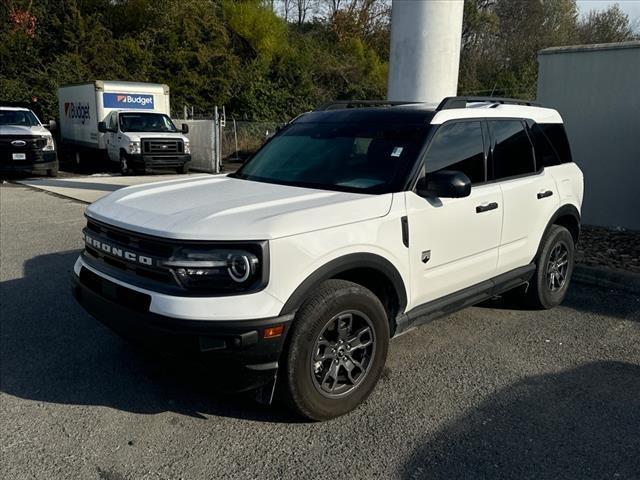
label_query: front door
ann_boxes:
[105,112,119,162]
[405,120,503,308]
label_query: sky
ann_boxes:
[577,0,640,29]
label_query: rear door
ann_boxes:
[488,120,559,275]
[405,120,503,307]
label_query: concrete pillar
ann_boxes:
[387,0,464,103]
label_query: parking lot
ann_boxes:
[1,180,639,479]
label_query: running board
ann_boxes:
[395,264,535,334]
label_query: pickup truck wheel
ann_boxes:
[178,164,189,174]
[46,165,58,177]
[526,224,575,309]
[281,279,389,421]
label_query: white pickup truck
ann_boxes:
[58,81,190,174]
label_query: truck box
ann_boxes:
[57,80,170,152]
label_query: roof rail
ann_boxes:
[315,100,417,111]
[436,96,541,111]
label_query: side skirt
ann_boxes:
[394,264,536,335]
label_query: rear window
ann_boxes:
[489,120,536,180]
[536,123,573,165]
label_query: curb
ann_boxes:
[573,264,640,295]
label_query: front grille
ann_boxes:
[0,135,46,164]
[84,219,176,287]
[142,138,183,155]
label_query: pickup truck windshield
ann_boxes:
[119,113,177,133]
[233,122,429,194]
[0,110,40,127]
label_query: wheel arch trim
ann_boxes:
[534,204,581,262]
[279,253,408,318]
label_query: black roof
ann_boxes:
[296,106,436,125]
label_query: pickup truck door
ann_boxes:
[405,120,503,308]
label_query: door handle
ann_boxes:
[476,202,498,213]
[537,190,553,199]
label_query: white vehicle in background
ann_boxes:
[57,81,191,174]
[0,104,58,177]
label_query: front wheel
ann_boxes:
[280,279,389,421]
[120,154,132,176]
[526,224,575,309]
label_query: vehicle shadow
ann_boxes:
[0,250,301,423]
[478,283,639,321]
[399,361,640,479]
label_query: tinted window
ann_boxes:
[538,123,572,164]
[489,120,535,179]
[234,122,429,194]
[530,123,560,167]
[425,121,485,184]
[0,109,39,126]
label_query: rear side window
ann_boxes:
[537,123,573,164]
[489,120,535,180]
[425,121,486,184]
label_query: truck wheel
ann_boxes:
[178,164,190,174]
[120,155,131,176]
[46,165,58,177]
[281,279,389,421]
[525,224,575,309]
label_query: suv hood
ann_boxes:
[0,125,51,137]
[86,175,393,240]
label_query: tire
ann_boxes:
[280,279,389,421]
[525,224,575,309]
[120,154,131,176]
[178,164,190,174]
[46,165,58,177]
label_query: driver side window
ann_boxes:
[425,121,486,184]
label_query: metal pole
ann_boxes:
[233,118,239,160]
[213,107,219,174]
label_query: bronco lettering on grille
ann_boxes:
[84,233,153,266]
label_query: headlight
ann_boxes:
[161,244,267,293]
[128,141,141,154]
[43,136,55,151]
[184,140,190,154]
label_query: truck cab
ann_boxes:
[0,106,58,177]
[99,110,191,175]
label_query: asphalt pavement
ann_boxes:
[1,182,639,480]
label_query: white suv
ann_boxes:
[72,97,584,420]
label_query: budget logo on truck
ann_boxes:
[64,102,91,124]
[104,93,154,109]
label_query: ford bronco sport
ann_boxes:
[72,97,584,420]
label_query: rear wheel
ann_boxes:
[525,224,575,309]
[280,279,389,421]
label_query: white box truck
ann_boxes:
[58,81,191,174]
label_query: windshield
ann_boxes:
[119,113,177,133]
[0,110,40,127]
[233,122,429,194]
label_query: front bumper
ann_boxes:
[72,268,293,392]
[125,152,191,172]
[0,151,57,174]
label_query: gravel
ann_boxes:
[2,183,639,480]
[576,225,640,273]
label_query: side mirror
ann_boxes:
[98,121,108,133]
[181,123,189,134]
[416,170,471,198]
[46,120,57,131]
